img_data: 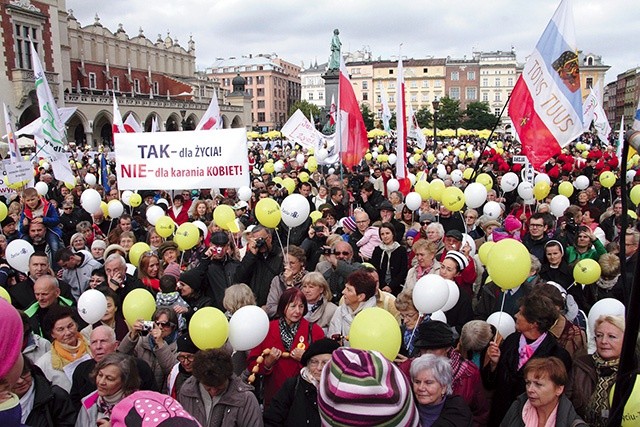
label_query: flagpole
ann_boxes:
[470,92,512,179]
[337,67,343,184]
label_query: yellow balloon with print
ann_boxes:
[349,307,401,361]
[463,168,475,181]
[441,187,465,212]
[298,171,309,183]
[264,162,275,174]
[174,222,199,251]
[189,307,229,350]
[430,179,445,202]
[476,173,493,191]
[122,288,156,326]
[573,259,601,285]
[599,171,616,189]
[486,239,531,290]
[129,193,142,207]
[609,375,640,427]
[281,177,296,194]
[0,202,8,222]
[255,198,281,228]
[533,181,551,201]
[414,181,430,200]
[155,216,176,238]
[558,181,574,198]
[129,242,151,267]
[213,205,236,231]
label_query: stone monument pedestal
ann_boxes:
[322,69,339,111]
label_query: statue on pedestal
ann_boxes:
[328,29,342,70]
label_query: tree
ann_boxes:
[360,103,375,130]
[462,101,498,130]
[288,100,321,122]
[437,96,462,130]
[415,106,433,129]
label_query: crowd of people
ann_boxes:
[0,131,637,426]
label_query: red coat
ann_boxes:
[247,318,324,408]
[168,199,192,225]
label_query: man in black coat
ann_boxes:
[197,231,240,311]
[359,181,385,222]
[10,252,75,310]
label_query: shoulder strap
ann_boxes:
[308,321,313,345]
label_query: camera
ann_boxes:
[313,225,325,233]
[322,246,334,255]
[255,237,267,249]
[565,217,578,233]
[140,321,155,336]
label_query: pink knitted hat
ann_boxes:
[504,215,522,233]
[0,298,23,379]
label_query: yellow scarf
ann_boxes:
[51,334,90,370]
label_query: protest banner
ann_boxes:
[114,129,250,190]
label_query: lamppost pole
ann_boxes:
[180,109,187,131]
[432,98,440,147]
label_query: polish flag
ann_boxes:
[196,89,222,130]
[508,0,583,169]
[112,94,127,134]
[395,57,407,179]
[329,94,336,126]
[124,114,143,133]
[338,56,368,169]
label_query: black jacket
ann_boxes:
[424,395,473,427]
[522,233,550,262]
[9,277,75,311]
[370,245,407,295]
[24,373,77,427]
[361,190,385,222]
[264,375,320,427]
[501,393,587,427]
[234,245,283,306]
[199,255,239,311]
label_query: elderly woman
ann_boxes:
[75,353,140,426]
[483,294,573,425]
[410,354,473,427]
[301,272,337,333]
[137,251,162,292]
[370,222,408,295]
[566,315,624,427]
[395,290,427,357]
[426,222,446,258]
[264,338,340,427]
[117,307,179,390]
[35,306,91,392]
[247,288,325,408]
[265,245,308,318]
[70,232,88,252]
[118,231,136,254]
[405,239,441,291]
[502,357,586,426]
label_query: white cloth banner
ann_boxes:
[115,129,249,190]
[281,109,319,149]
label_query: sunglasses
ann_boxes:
[155,321,174,328]
[421,221,431,226]
[334,251,351,256]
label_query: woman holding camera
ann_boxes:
[118,307,179,391]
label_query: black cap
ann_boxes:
[177,333,199,354]
[1,216,15,228]
[179,268,204,292]
[210,231,229,246]
[413,320,455,350]
[300,338,340,366]
[378,200,394,211]
[445,229,463,241]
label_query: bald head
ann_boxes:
[90,325,118,362]
[33,275,60,308]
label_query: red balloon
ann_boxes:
[398,178,412,196]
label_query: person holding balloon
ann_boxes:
[246,287,324,408]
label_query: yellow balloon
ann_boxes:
[349,307,401,361]
[272,176,283,185]
[573,259,601,285]
[255,198,281,228]
[264,163,275,174]
[377,144,384,152]
[533,181,551,201]
[155,216,176,238]
[129,193,142,207]
[478,241,495,266]
[299,171,309,183]
[581,151,589,158]
[282,177,296,194]
[213,205,236,231]
[463,168,475,181]
[0,286,11,303]
[413,153,421,163]
[486,239,531,290]
[558,181,574,198]
[307,156,317,168]
[441,187,465,212]
[427,153,435,164]
[414,181,430,200]
[122,288,156,326]
[476,173,493,191]
[609,375,640,427]
[308,163,318,173]
[631,185,640,206]
[365,153,372,161]
[430,179,445,202]
[0,202,8,222]
[599,171,616,189]
[189,307,229,350]
[174,223,199,251]
[129,242,151,267]
[65,181,76,190]
[100,201,109,218]
[310,210,322,224]
[458,152,466,160]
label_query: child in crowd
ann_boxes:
[19,187,63,254]
[155,275,189,331]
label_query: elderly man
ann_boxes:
[9,252,75,310]
[234,225,283,307]
[25,275,74,340]
[104,253,143,304]
[69,325,158,410]
[54,247,102,301]
[319,241,361,304]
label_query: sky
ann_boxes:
[67,0,638,85]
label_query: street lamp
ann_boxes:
[180,109,187,131]
[432,98,440,144]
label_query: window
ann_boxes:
[587,57,594,66]
[257,88,264,96]
[247,88,253,96]
[410,93,417,102]
[482,78,488,87]
[586,77,593,89]
[134,79,140,93]
[482,92,489,102]
[257,76,264,84]
[449,87,460,100]
[434,81,442,88]
[508,77,514,86]
[377,82,382,89]
[389,69,394,75]
[257,112,265,122]
[466,87,477,100]
[319,92,324,100]
[88,73,97,89]
[494,108,500,116]
[422,93,429,102]
[389,82,395,89]
[112,76,120,92]
[246,76,253,85]
[451,71,459,81]
[377,95,381,103]
[308,92,314,100]
[257,100,265,108]
[410,81,417,89]
[14,23,38,69]
[362,81,368,90]
[495,78,501,87]
[422,80,429,88]
[363,93,369,101]
[494,92,501,101]
[423,68,428,73]
[223,78,230,86]
[467,71,476,80]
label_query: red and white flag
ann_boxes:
[196,89,222,130]
[508,0,583,169]
[329,94,336,126]
[3,103,20,163]
[338,56,368,169]
[124,114,143,133]
[112,94,126,134]
[395,57,407,179]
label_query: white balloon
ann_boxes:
[407,173,416,186]
[126,263,136,276]
[627,170,636,183]
[35,182,48,196]
[107,200,124,218]
[549,195,571,217]
[436,153,444,161]
[237,186,252,202]
[77,289,108,324]
[316,148,329,162]
[156,198,169,207]
[6,240,34,273]
[517,182,534,200]
[483,201,501,219]
[574,175,589,190]
[146,205,165,225]
[430,310,447,323]
[388,153,397,165]
[588,298,625,336]
[464,183,487,209]
[84,173,97,186]
[387,178,400,193]
[437,166,447,179]
[121,190,133,206]
[451,170,463,183]
[41,161,50,170]
[274,160,284,173]
[372,152,378,159]
[500,172,519,192]
[413,274,450,314]
[442,149,449,156]
[405,192,422,211]
[486,311,516,339]
[534,173,551,185]
[229,305,270,351]
[80,189,102,214]
[280,194,311,228]
[192,220,208,237]
[441,279,460,312]
[328,167,335,174]
[409,157,416,165]
[296,153,305,164]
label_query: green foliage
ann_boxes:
[361,103,375,130]
[436,96,462,129]
[415,106,433,128]
[288,100,321,121]
[462,101,498,130]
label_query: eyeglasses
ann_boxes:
[155,321,174,328]
[334,251,351,256]
[529,223,544,228]
[464,216,476,220]
[63,207,73,210]
[421,221,431,226]
[399,312,419,321]
[177,354,195,362]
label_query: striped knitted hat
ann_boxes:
[318,348,419,427]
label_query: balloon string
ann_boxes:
[493,291,507,344]
[286,227,290,251]
[273,227,286,255]
[408,313,424,351]
[179,251,185,268]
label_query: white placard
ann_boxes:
[114,129,249,190]
[512,155,528,164]
[281,109,320,149]
[5,160,33,185]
